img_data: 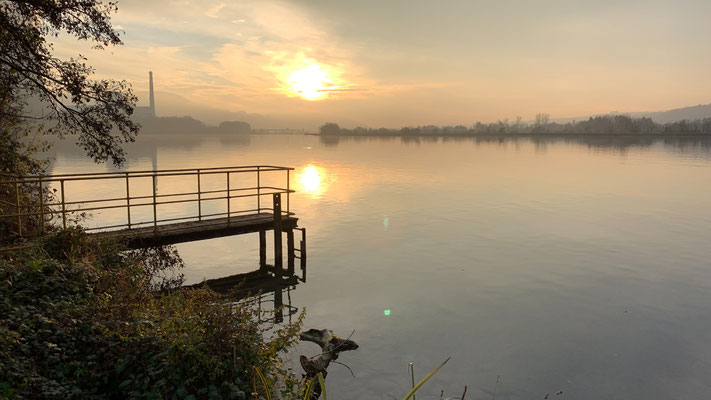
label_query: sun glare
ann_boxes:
[299,165,322,192]
[266,52,353,101]
[287,64,332,100]
[298,164,329,198]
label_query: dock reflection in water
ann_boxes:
[186,263,306,324]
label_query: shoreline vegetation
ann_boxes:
[316,114,711,137]
[0,229,306,399]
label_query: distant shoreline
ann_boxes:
[306,132,711,137]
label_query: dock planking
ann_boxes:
[93,213,298,248]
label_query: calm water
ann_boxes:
[49,134,711,399]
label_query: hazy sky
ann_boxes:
[56,0,711,128]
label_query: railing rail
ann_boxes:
[1,165,294,237]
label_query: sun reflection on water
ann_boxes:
[297,164,329,198]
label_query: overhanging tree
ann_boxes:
[0,0,139,166]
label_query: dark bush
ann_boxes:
[0,231,303,399]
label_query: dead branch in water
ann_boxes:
[299,329,359,399]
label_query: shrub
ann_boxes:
[0,230,303,399]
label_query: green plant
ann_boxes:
[401,358,450,400]
[0,231,304,399]
[409,362,416,400]
[252,357,450,400]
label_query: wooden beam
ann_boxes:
[273,194,283,277]
[287,229,295,275]
[92,214,298,249]
[259,230,266,269]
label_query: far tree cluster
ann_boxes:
[319,115,711,136]
[133,115,251,135]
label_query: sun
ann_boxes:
[287,64,332,101]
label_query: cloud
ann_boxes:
[50,0,711,128]
[204,2,225,18]
[49,0,464,127]
[116,2,377,101]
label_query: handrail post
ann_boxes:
[286,168,290,216]
[60,179,66,229]
[226,171,231,227]
[152,174,157,234]
[273,193,282,276]
[38,176,45,233]
[197,169,202,221]
[15,181,22,236]
[256,166,261,214]
[125,172,131,229]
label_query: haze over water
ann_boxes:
[47,133,711,399]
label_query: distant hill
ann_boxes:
[630,103,711,124]
[554,103,711,124]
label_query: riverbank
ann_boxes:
[316,115,711,137]
[0,229,303,399]
[309,132,711,137]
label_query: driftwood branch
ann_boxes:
[299,329,359,399]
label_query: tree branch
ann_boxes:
[299,329,359,400]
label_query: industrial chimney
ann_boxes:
[148,71,155,117]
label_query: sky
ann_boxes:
[55,0,711,128]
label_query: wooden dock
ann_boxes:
[2,166,306,275]
[94,213,298,248]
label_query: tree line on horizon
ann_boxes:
[133,114,252,134]
[320,114,711,136]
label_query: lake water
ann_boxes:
[49,134,711,399]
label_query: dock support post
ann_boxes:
[273,193,283,277]
[274,286,284,324]
[259,230,267,269]
[287,229,295,275]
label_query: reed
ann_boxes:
[253,357,450,400]
[409,363,416,400]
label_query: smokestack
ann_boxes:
[148,71,155,117]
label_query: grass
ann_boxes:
[254,357,451,400]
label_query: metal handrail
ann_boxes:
[1,165,292,180]
[9,189,294,210]
[1,165,294,237]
